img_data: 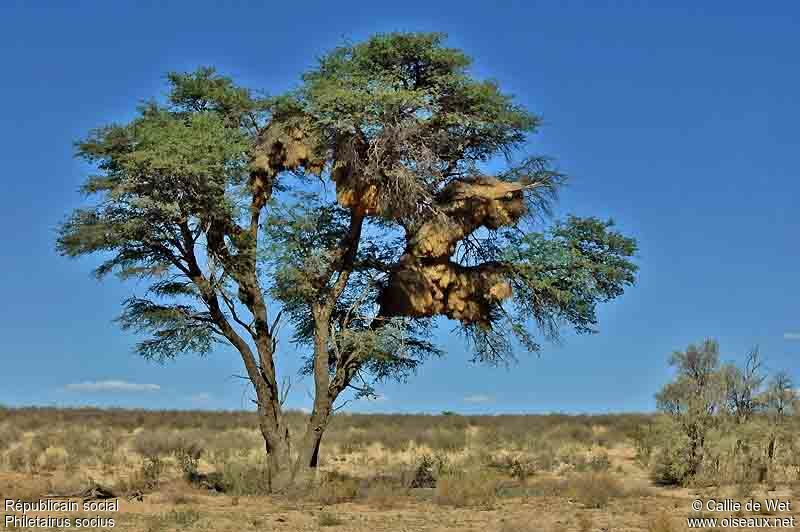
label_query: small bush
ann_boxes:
[0,423,22,451]
[588,452,611,472]
[97,429,120,470]
[317,471,360,505]
[567,472,623,509]
[650,440,692,486]
[174,442,204,476]
[40,447,68,471]
[487,454,536,483]
[409,454,450,488]
[433,470,500,508]
[220,461,272,496]
[140,457,167,489]
[556,443,584,469]
[6,446,29,472]
[318,511,344,527]
[629,423,658,466]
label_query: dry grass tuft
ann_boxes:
[576,512,593,532]
[433,470,501,508]
[318,511,345,527]
[316,471,360,505]
[566,472,624,508]
[646,512,676,532]
[144,509,201,532]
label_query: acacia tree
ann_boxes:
[721,347,765,426]
[58,33,637,487]
[654,341,796,485]
[655,339,724,479]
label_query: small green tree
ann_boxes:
[654,341,796,485]
[58,33,637,487]
[655,339,724,482]
[721,347,765,425]
[763,371,795,466]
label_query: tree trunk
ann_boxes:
[264,432,292,492]
[285,304,336,481]
[251,394,293,491]
[308,438,321,468]
[292,402,332,481]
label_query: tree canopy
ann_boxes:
[58,32,638,479]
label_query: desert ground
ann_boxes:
[0,408,797,532]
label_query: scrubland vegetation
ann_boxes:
[1,362,797,532]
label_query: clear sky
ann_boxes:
[0,1,797,414]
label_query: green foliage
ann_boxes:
[298,32,539,220]
[506,216,638,334]
[462,216,637,362]
[629,422,658,467]
[303,32,535,148]
[57,68,266,361]
[653,340,797,486]
[649,427,693,486]
[117,298,218,361]
[264,195,353,305]
[264,193,443,392]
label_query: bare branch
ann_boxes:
[220,288,256,338]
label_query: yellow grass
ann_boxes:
[0,407,797,531]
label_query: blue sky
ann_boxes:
[0,1,797,414]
